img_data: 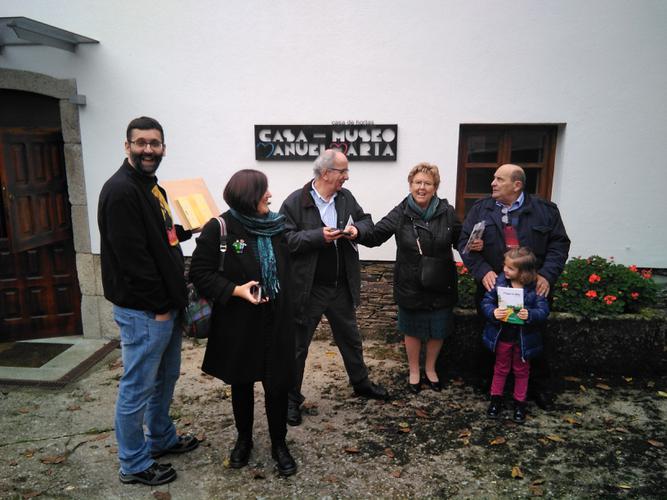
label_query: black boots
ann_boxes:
[271,442,297,476]
[487,396,502,419]
[229,434,253,468]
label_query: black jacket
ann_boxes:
[279,182,373,323]
[458,194,570,286]
[190,213,295,389]
[365,197,461,310]
[97,160,190,313]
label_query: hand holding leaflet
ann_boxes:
[462,221,485,254]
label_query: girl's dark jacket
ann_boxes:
[481,274,550,361]
[189,212,295,390]
[364,196,461,311]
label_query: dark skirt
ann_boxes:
[397,306,454,340]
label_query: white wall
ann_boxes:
[2,0,666,265]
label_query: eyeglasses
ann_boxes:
[501,207,510,225]
[130,139,164,149]
[328,167,349,175]
[412,181,434,188]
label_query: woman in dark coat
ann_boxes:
[189,169,296,476]
[365,163,461,394]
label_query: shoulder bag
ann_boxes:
[182,217,227,338]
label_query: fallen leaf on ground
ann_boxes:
[251,469,265,479]
[321,474,338,483]
[623,377,633,382]
[108,446,118,454]
[21,491,41,499]
[222,457,230,468]
[657,391,667,398]
[490,437,506,445]
[66,404,81,411]
[529,485,544,496]
[179,418,192,426]
[511,466,524,479]
[531,478,546,485]
[458,429,471,439]
[563,376,580,382]
[153,492,171,500]
[302,402,318,409]
[579,385,587,392]
[23,449,36,458]
[562,416,578,425]
[647,439,664,448]
[325,351,337,358]
[391,400,406,407]
[596,383,611,391]
[545,434,565,442]
[344,446,360,454]
[610,427,629,434]
[415,409,429,419]
[384,448,395,459]
[88,433,110,442]
[617,483,632,489]
[324,423,337,432]
[40,455,67,464]
[390,469,402,478]
[17,407,35,414]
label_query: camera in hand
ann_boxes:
[250,284,263,301]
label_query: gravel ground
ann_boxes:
[0,337,666,499]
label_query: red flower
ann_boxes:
[641,269,653,279]
[561,282,569,288]
[631,292,639,300]
[603,295,617,305]
[588,274,601,284]
[629,265,638,272]
[585,290,598,299]
[456,261,464,267]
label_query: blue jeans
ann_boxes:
[113,305,182,474]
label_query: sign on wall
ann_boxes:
[254,124,397,161]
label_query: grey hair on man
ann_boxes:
[313,149,338,178]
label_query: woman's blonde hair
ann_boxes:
[504,247,538,285]
[407,162,440,190]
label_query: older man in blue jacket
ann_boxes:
[459,163,570,409]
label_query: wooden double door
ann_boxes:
[0,128,82,341]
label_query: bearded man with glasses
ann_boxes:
[98,116,199,486]
[458,163,570,410]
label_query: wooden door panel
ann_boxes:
[1,131,71,253]
[0,128,81,341]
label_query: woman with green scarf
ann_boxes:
[190,169,297,476]
[365,163,461,394]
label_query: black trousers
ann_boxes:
[231,381,288,445]
[289,282,369,406]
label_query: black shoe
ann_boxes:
[532,391,554,411]
[408,381,421,394]
[513,401,526,424]
[229,435,253,468]
[486,396,502,419]
[119,462,176,485]
[271,443,297,477]
[424,376,442,392]
[151,433,200,459]
[353,380,390,400]
[287,402,302,427]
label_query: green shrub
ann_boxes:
[553,256,657,315]
[456,261,477,309]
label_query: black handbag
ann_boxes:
[412,220,454,293]
[182,217,227,338]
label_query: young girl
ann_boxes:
[481,247,549,423]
